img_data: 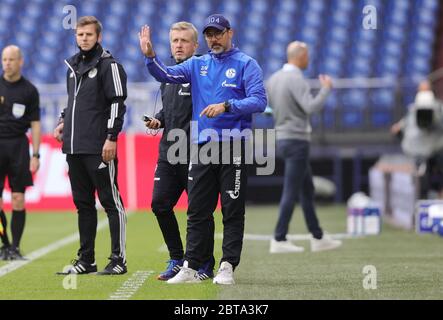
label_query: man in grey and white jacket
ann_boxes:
[267,41,342,253]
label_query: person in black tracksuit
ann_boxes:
[146,22,215,281]
[54,16,127,275]
[0,45,40,261]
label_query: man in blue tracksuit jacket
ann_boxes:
[139,14,267,285]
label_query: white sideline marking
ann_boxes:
[0,212,134,278]
[215,233,359,241]
[108,270,154,300]
[155,234,356,253]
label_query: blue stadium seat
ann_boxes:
[323,59,343,78]
[308,0,325,12]
[0,3,14,21]
[325,92,339,110]
[109,1,127,16]
[371,89,396,110]
[279,0,297,12]
[371,111,393,128]
[336,0,354,12]
[342,111,364,128]
[303,11,322,29]
[222,0,242,13]
[359,29,378,42]
[266,58,283,76]
[301,27,320,45]
[332,10,352,28]
[15,31,33,51]
[391,10,408,27]
[250,0,268,13]
[380,57,402,76]
[121,59,138,81]
[322,110,336,129]
[0,20,8,36]
[81,1,99,16]
[102,32,118,50]
[34,62,52,82]
[384,42,402,57]
[423,0,439,9]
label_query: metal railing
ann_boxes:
[36,72,442,140]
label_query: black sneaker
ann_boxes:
[97,255,127,275]
[0,245,10,261]
[7,247,27,260]
[56,259,97,275]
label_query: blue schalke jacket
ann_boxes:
[145,47,267,144]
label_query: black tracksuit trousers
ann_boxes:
[151,159,215,267]
[66,154,126,263]
[185,141,248,271]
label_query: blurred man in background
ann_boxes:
[391,80,443,198]
[0,45,40,260]
[54,16,128,275]
[267,41,342,253]
[144,21,215,281]
[391,80,435,137]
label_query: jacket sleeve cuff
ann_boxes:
[227,99,237,113]
[106,133,118,142]
[144,56,156,65]
[319,86,331,97]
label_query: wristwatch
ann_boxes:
[32,153,40,159]
[223,101,231,113]
[107,134,118,142]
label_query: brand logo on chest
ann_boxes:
[88,68,98,78]
[225,68,236,79]
[12,103,26,118]
[200,65,208,76]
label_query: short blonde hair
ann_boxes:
[170,21,198,43]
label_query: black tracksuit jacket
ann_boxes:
[62,44,127,154]
[155,67,193,162]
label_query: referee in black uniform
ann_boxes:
[0,45,40,261]
[54,16,128,275]
[145,22,215,281]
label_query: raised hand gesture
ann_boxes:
[139,25,155,58]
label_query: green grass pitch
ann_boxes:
[0,205,442,300]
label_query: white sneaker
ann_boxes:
[213,261,235,285]
[311,234,342,252]
[167,261,201,284]
[270,239,305,253]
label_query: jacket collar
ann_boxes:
[66,44,111,76]
[173,54,197,65]
[282,63,302,74]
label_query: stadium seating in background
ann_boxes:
[0,0,439,131]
